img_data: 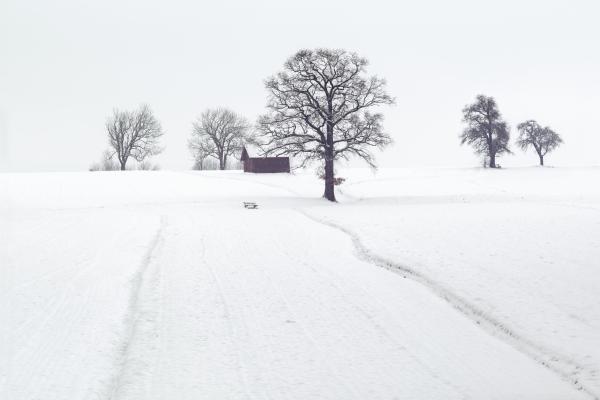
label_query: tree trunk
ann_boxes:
[120,161,126,171]
[323,101,336,202]
[539,154,544,166]
[219,157,225,170]
[489,152,496,168]
[323,154,335,201]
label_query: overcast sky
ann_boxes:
[1,0,599,172]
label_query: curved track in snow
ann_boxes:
[298,210,597,399]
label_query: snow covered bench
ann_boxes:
[243,202,258,209]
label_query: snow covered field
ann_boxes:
[1,167,599,399]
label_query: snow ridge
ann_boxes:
[298,210,599,400]
[107,215,167,400]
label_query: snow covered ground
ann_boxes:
[1,167,598,399]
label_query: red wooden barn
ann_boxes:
[240,146,290,173]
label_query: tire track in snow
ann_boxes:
[204,236,256,400]
[2,213,142,400]
[297,210,599,400]
[107,215,167,400]
[253,255,365,399]
[289,254,469,398]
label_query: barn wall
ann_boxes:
[244,157,290,173]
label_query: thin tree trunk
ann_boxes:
[120,161,126,171]
[539,154,544,166]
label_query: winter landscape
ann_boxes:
[2,0,600,399]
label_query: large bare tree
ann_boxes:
[106,104,164,170]
[516,120,563,166]
[188,108,248,170]
[460,95,510,168]
[257,49,394,201]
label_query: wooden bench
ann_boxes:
[243,202,258,209]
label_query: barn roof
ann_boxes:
[240,143,264,160]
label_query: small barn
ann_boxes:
[240,146,290,173]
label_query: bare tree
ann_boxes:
[257,48,394,201]
[106,104,164,170]
[516,120,563,166]
[460,95,510,168]
[188,108,248,170]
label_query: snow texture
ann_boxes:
[1,167,598,399]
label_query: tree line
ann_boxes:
[461,94,563,168]
[91,48,564,201]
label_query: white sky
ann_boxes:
[1,0,599,171]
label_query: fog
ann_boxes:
[1,0,598,171]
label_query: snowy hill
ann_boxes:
[1,167,599,400]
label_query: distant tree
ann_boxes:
[188,108,248,170]
[100,149,119,171]
[89,149,120,171]
[106,104,164,170]
[190,140,213,171]
[516,120,563,166]
[191,153,208,170]
[137,160,160,171]
[257,48,394,201]
[460,95,511,168]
